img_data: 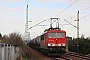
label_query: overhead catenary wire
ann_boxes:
[28,20,46,29]
[65,12,77,22]
[28,0,90,32]
[64,6,90,23]
[83,9,90,14]
[51,0,72,17]
[61,3,88,23]
[65,7,90,21]
[49,0,78,27]
[28,0,78,30]
[80,13,90,19]
[79,7,90,19]
[53,0,90,23]
[80,9,90,19]
[80,7,90,11]
[60,0,72,9]
[28,20,47,30]
[63,19,77,28]
[79,8,90,15]
[55,0,78,17]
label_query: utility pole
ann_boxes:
[63,11,80,53]
[77,11,79,39]
[77,11,79,53]
[25,1,31,59]
[25,0,30,44]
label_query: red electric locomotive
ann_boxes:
[29,18,66,55]
[40,28,66,54]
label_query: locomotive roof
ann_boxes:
[44,27,66,32]
[43,28,64,34]
[44,27,60,32]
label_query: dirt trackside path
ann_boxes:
[29,47,53,60]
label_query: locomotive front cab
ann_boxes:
[47,30,66,48]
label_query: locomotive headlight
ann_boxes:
[48,44,55,46]
[58,44,65,46]
[48,44,51,46]
[61,44,65,46]
[63,44,65,46]
[58,44,61,46]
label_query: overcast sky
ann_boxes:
[0,0,90,38]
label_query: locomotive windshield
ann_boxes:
[48,32,64,38]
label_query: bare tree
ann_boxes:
[2,32,30,58]
[8,32,22,45]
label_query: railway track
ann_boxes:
[30,47,90,60]
[65,52,90,60]
[48,54,71,60]
[48,52,90,60]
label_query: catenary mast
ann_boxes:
[25,1,29,44]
